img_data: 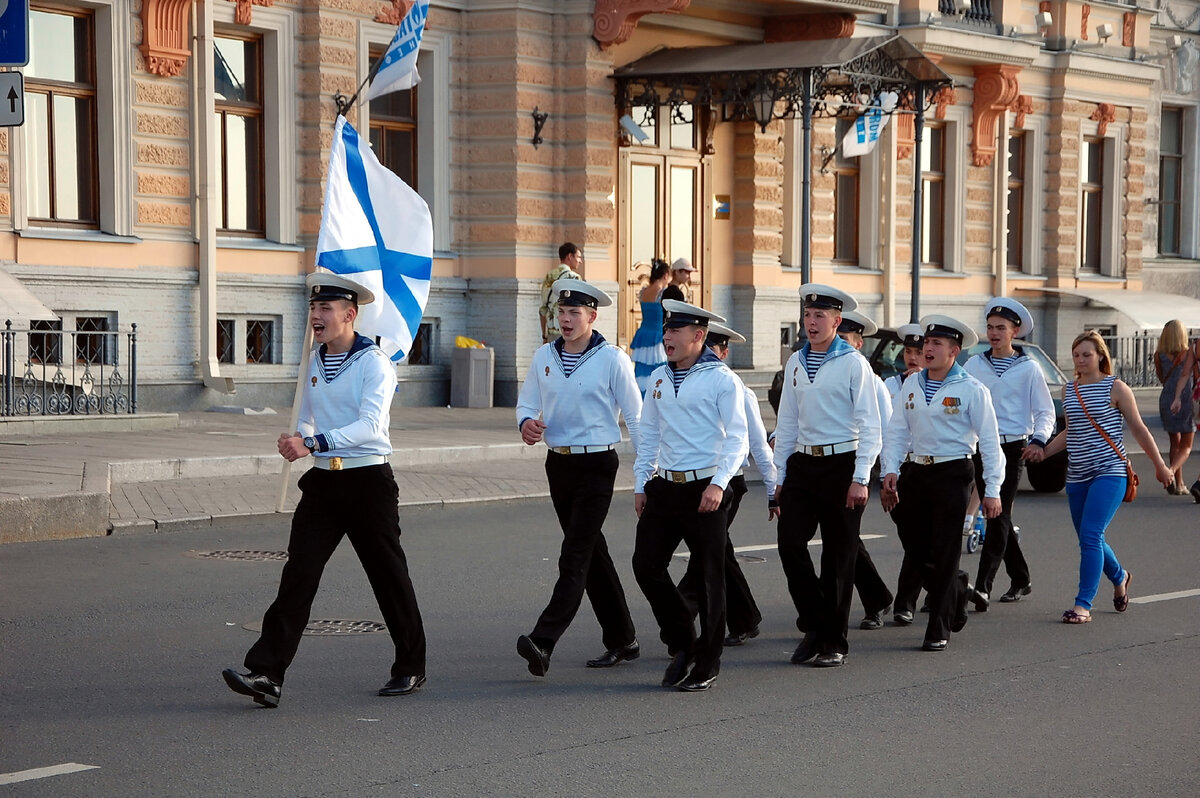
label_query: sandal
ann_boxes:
[1062,609,1091,624]
[1114,571,1132,613]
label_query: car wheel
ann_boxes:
[1026,452,1067,493]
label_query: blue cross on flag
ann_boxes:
[316,116,433,362]
[366,0,430,100]
[841,91,900,158]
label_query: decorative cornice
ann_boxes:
[971,64,1021,167]
[1091,101,1116,136]
[763,13,855,42]
[593,0,691,48]
[140,0,191,77]
[231,0,275,26]
[376,0,416,25]
[1011,94,1034,129]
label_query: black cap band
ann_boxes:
[987,305,1022,326]
[803,293,843,311]
[705,333,731,348]
[309,285,357,303]
[837,319,865,335]
[903,334,925,348]
[924,323,963,345]
[557,289,597,308]
[664,310,710,329]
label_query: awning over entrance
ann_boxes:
[0,267,57,326]
[1015,287,1200,331]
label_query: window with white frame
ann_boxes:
[215,316,280,365]
[1080,136,1105,274]
[833,117,859,264]
[1159,106,1183,256]
[919,124,946,268]
[214,33,265,235]
[1006,132,1026,271]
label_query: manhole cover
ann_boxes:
[242,619,387,636]
[735,553,767,564]
[187,550,288,562]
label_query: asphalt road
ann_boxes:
[3,478,1200,797]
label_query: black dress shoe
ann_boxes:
[922,639,948,652]
[919,598,930,613]
[893,610,914,626]
[222,669,281,708]
[969,586,990,612]
[790,632,818,665]
[517,634,550,677]
[860,605,889,630]
[586,640,640,668]
[999,583,1032,602]
[662,650,692,687]
[378,674,426,696]
[678,672,717,692]
[813,652,846,667]
[724,627,760,647]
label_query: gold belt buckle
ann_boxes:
[917,456,933,465]
[811,445,825,457]
[330,456,343,471]
[671,471,687,484]
[553,447,570,455]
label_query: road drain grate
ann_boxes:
[242,619,388,636]
[188,550,288,562]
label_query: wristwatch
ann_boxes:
[303,436,317,453]
[852,477,869,486]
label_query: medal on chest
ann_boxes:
[904,391,915,411]
[942,396,962,415]
[312,376,317,386]
[653,378,663,400]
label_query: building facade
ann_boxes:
[2,0,1198,411]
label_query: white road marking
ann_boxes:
[0,763,100,786]
[674,534,885,560]
[1129,588,1200,605]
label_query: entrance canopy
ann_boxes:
[612,35,952,129]
[0,267,57,327]
[1016,287,1200,331]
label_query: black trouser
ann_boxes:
[901,459,974,642]
[677,474,763,636]
[530,450,635,652]
[633,476,730,679]
[777,451,864,656]
[891,463,924,615]
[245,465,426,684]
[972,440,1030,595]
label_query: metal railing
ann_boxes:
[1,321,138,417]
[1099,331,1199,389]
[937,0,994,25]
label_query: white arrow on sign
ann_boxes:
[0,71,22,127]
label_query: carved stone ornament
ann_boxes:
[971,65,1021,167]
[231,0,275,26]
[896,97,915,160]
[1122,12,1134,47]
[376,0,416,25]
[593,0,691,48]
[1011,94,1034,129]
[140,0,191,77]
[1081,4,1090,40]
[1090,102,1116,137]
[933,86,956,120]
[1038,0,1051,12]
[764,13,856,42]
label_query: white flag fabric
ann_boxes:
[316,116,433,362]
[841,91,900,158]
[365,0,430,100]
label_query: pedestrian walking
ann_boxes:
[630,258,670,393]
[539,243,583,344]
[1153,319,1195,495]
[632,300,748,692]
[514,279,643,677]
[222,273,426,707]
[1039,331,1171,624]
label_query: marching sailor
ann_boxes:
[773,285,882,668]
[676,321,779,647]
[633,300,748,692]
[514,279,642,677]
[879,315,1004,651]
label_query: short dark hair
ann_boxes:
[559,242,579,261]
[649,258,670,282]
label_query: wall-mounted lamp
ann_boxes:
[531,106,549,149]
[752,84,777,132]
[1009,11,1053,38]
[1137,34,1185,61]
[1096,23,1114,44]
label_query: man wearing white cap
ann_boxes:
[515,279,643,678]
[879,314,1004,652]
[633,300,748,692]
[661,257,694,304]
[223,273,426,707]
[675,321,778,647]
[964,297,1054,608]
[773,284,882,668]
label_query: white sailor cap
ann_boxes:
[306,272,375,305]
[552,277,612,308]
[984,296,1034,337]
[705,321,746,347]
[897,322,925,348]
[837,309,878,337]
[662,299,726,329]
[919,314,979,348]
[799,283,857,313]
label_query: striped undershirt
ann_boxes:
[560,350,582,377]
[321,351,347,381]
[803,348,827,382]
[670,364,692,392]
[922,377,944,404]
[990,353,1019,377]
[1064,376,1129,483]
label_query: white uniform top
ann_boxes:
[299,334,394,457]
[873,373,892,437]
[634,350,748,493]
[515,333,642,450]
[965,349,1055,442]
[739,381,778,497]
[880,364,1005,498]
[772,336,882,485]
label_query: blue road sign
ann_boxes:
[0,0,29,68]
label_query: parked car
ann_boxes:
[768,328,1069,492]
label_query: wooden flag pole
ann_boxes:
[276,321,315,513]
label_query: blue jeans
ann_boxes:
[1065,475,1128,611]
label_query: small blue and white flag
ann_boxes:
[316,116,433,361]
[841,91,900,158]
[365,0,430,101]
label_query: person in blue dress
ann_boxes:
[630,258,670,393]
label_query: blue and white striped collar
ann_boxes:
[799,334,855,363]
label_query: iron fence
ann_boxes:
[1100,331,1200,389]
[1,321,138,417]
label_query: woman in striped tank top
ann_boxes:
[1041,332,1171,624]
